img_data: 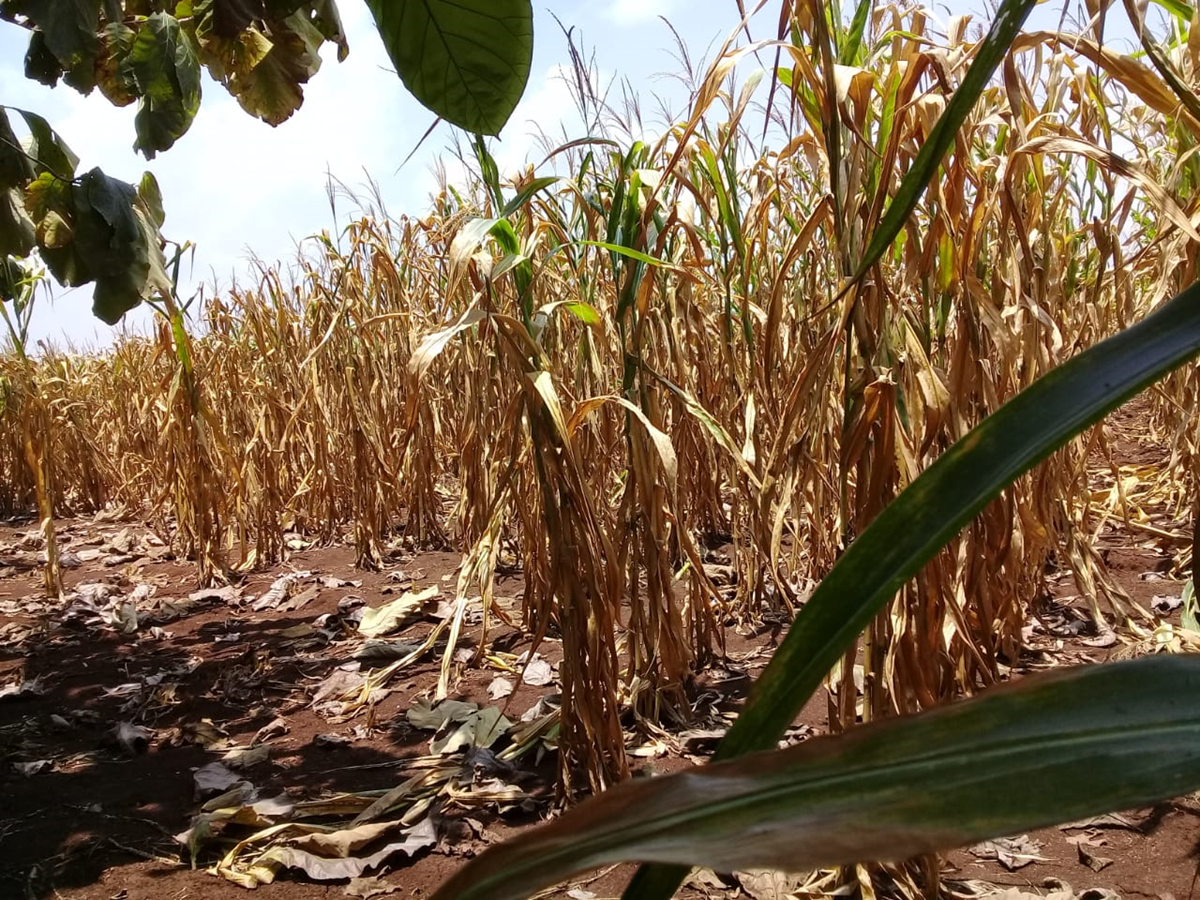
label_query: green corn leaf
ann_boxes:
[502,176,561,218]
[365,0,533,136]
[431,655,1200,900]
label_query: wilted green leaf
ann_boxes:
[95,21,138,106]
[16,108,79,178]
[223,9,323,125]
[0,109,36,189]
[121,12,202,157]
[0,192,35,258]
[431,656,1200,900]
[365,0,533,136]
[23,30,65,86]
[15,0,100,91]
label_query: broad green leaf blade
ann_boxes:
[222,10,327,127]
[16,0,101,91]
[121,12,202,158]
[17,108,80,178]
[365,0,533,136]
[850,0,1036,285]
[0,109,37,189]
[432,656,1200,900]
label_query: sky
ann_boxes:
[0,1,1151,348]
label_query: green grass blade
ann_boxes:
[431,656,1200,900]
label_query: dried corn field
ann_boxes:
[3,4,1200,799]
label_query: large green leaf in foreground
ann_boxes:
[432,655,1200,900]
[366,0,533,136]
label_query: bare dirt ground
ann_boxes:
[0,400,1195,900]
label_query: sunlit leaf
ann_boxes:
[365,0,533,135]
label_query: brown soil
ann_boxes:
[0,400,1195,900]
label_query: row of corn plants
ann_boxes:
[2,2,1196,804]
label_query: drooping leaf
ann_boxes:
[430,656,1200,900]
[224,9,323,125]
[94,21,139,106]
[16,108,79,178]
[206,0,267,38]
[0,191,35,258]
[365,0,533,136]
[0,109,37,189]
[23,166,170,321]
[309,0,347,61]
[121,12,202,157]
[23,30,65,86]
[16,0,101,91]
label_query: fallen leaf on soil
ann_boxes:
[736,869,802,900]
[354,639,424,665]
[13,759,53,776]
[248,817,436,883]
[358,586,439,637]
[322,576,363,589]
[224,745,270,769]
[292,820,400,856]
[684,868,729,893]
[101,598,140,633]
[313,667,369,705]
[1152,594,1182,614]
[982,884,1078,900]
[345,874,402,898]
[282,585,321,612]
[520,654,554,687]
[0,677,46,700]
[1076,843,1114,872]
[253,717,289,744]
[194,761,243,798]
[970,835,1045,870]
[432,706,511,755]
[488,677,514,700]
[252,571,313,611]
[1061,813,1138,831]
[408,698,479,730]
[677,729,727,753]
[106,722,152,755]
[190,584,242,604]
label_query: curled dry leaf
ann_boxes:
[358,586,440,638]
[193,761,243,798]
[488,677,514,700]
[107,721,153,755]
[243,817,437,885]
[519,654,554,687]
